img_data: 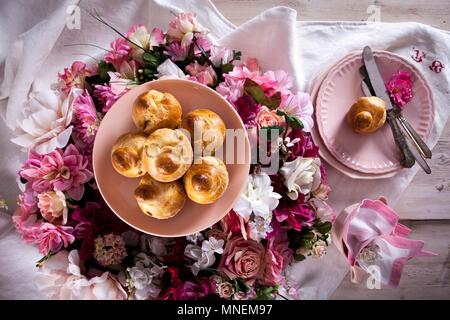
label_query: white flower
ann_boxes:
[209,46,233,67]
[140,235,173,257]
[311,240,328,258]
[279,92,314,132]
[233,173,281,221]
[186,232,204,244]
[156,59,186,79]
[127,254,164,300]
[35,250,127,300]
[280,157,322,200]
[184,237,224,275]
[11,89,79,154]
[128,26,163,62]
[248,216,273,242]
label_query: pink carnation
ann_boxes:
[94,73,130,112]
[104,38,131,70]
[19,144,93,201]
[386,71,413,108]
[37,222,75,255]
[58,61,93,96]
[186,61,217,86]
[37,190,68,225]
[167,12,207,47]
[72,91,100,147]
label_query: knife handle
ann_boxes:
[386,110,415,168]
[397,115,432,159]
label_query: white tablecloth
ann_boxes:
[1,0,449,299]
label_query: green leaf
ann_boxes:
[243,79,281,109]
[315,221,332,235]
[232,50,242,61]
[221,63,234,73]
[255,286,277,300]
[276,110,304,129]
[142,52,161,68]
[259,125,284,141]
[97,61,115,83]
[234,278,250,293]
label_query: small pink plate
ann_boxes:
[93,79,250,237]
[315,51,434,174]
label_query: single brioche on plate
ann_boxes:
[143,128,193,182]
[132,89,182,134]
[183,156,229,204]
[111,132,147,177]
[347,96,387,134]
[134,175,186,219]
[180,108,226,156]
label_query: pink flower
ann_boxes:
[164,41,190,61]
[264,70,293,94]
[167,13,207,47]
[234,95,261,128]
[209,46,233,67]
[58,61,93,96]
[285,129,319,160]
[105,38,131,70]
[93,233,127,267]
[174,280,214,300]
[273,199,315,231]
[12,206,41,244]
[37,190,68,225]
[263,237,293,286]
[19,144,93,201]
[37,222,75,255]
[125,25,165,62]
[218,237,265,285]
[386,71,413,108]
[279,92,314,132]
[186,61,217,86]
[255,105,284,129]
[18,189,39,214]
[94,72,131,112]
[217,282,235,299]
[72,91,100,147]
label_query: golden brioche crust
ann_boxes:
[111,132,147,178]
[134,175,186,219]
[183,156,229,204]
[132,90,182,134]
[143,128,193,182]
[347,96,387,134]
[180,109,226,156]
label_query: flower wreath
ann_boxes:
[12,12,335,300]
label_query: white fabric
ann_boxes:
[1,0,449,300]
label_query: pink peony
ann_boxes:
[167,13,207,47]
[186,61,217,86]
[37,190,68,224]
[58,61,93,96]
[263,237,293,286]
[174,280,214,300]
[37,222,75,255]
[105,38,131,70]
[72,91,100,147]
[218,237,265,285]
[19,144,93,201]
[386,71,413,108]
[255,105,284,129]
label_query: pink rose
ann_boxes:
[263,237,293,286]
[38,222,75,255]
[255,106,284,129]
[218,237,265,285]
[37,190,68,224]
[217,282,235,299]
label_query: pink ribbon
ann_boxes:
[332,197,436,288]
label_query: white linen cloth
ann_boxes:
[1,0,449,300]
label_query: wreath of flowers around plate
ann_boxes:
[11,12,336,300]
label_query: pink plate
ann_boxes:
[93,79,250,237]
[310,60,397,180]
[315,51,434,174]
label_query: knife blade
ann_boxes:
[361,78,431,174]
[362,46,416,168]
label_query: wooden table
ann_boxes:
[212,0,450,299]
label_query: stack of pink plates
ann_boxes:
[310,50,434,179]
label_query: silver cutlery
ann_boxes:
[361,79,431,174]
[362,46,416,169]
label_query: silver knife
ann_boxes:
[362,46,415,168]
[361,80,431,174]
